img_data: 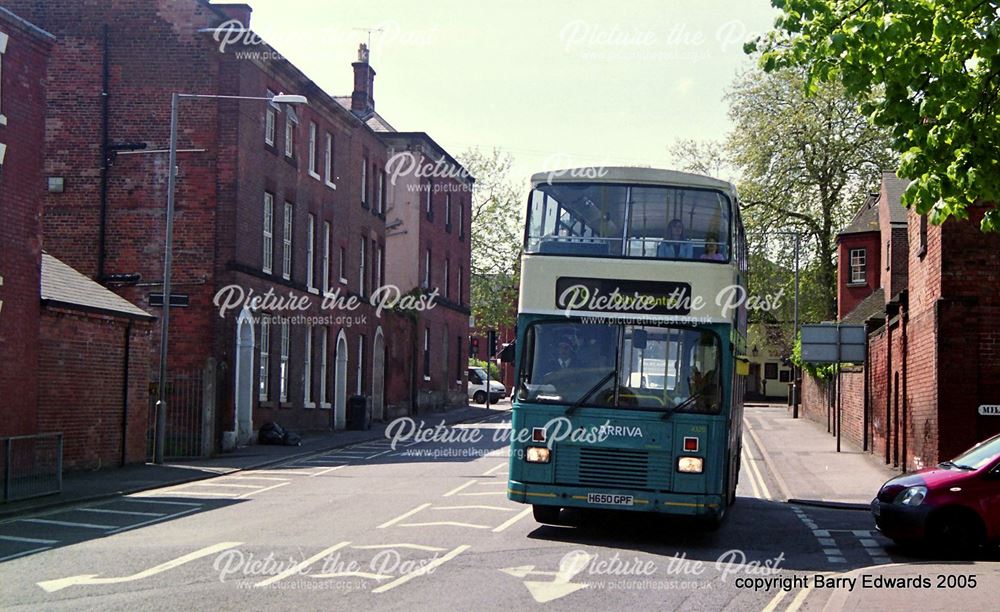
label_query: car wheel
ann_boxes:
[532,504,563,525]
[927,508,985,557]
[473,391,486,404]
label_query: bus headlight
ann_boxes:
[526,447,551,463]
[677,456,703,474]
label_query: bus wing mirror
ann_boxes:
[499,342,515,363]
[735,357,750,377]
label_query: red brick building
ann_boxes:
[10,0,472,451]
[381,132,474,413]
[803,172,1000,470]
[0,7,52,438]
[1,8,152,476]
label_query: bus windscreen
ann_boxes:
[518,322,723,414]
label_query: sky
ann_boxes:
[233,0,779,185]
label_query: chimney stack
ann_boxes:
[351,43,376,116]
[215,3,253,29]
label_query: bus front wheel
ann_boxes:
[532,504,563,525]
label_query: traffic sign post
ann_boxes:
[800,324,867,453]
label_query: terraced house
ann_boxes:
[8,0,471,458]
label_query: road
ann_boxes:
[0,407,996,610]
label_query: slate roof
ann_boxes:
[41,253,153,320]
[332,97,396,132]
[839,193,880,236]
[841,287,885,324]
[883,171,910,225]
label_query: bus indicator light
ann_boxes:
[532,427,546,442]
[683,437,699,452]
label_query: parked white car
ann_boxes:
[467,367,506,404]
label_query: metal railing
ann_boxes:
[1,433,63,502]
[147,367,206,460]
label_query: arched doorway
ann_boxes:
[372,327,385,421]
[334,330,348,430]
[233,307,255,446]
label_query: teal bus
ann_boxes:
[506,167,749,527]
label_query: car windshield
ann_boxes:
[517,321,723,413]
[525,182,731,261]
[469,368,486,384]
[948,433,1000,470]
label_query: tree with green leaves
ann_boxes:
[748,0,1000,231]
[674,68,895,320]
[458,147,524,331]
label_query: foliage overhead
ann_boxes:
[457,147,524,330]
[748,0,1000,231]
[675,68,895,321]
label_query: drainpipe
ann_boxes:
[885,314,892,465]
[120,320,132,466]
[900,293,909,471]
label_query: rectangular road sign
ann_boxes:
[800,323,866,364]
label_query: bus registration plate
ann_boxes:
[587,493,634,506]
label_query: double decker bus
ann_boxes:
[507,167,749,527]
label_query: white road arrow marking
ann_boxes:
[36,542,242,593]
[500,550,595,603]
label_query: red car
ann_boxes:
[872,433,1000,553]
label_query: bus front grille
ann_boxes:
[556,446,670,490]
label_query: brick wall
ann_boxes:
[800,368,865,450]
[37,307,152,470]
[0,11,51,437]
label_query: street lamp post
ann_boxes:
[748,230,803,415]
[154,92,307,464]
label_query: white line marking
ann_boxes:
[785,585,813,612]
[230,476,289,482]
[743,444,772,500]
[236,481,290,498]
[122,498,201,507]
[433,505,517,512]
[365,449,393,460]
[351,543,447,552]
[20,518,115,530]
[78,508,166,518]
[377,503,431,529]
[185,483,263,489]
[443,480,477,497]
[457,491,507,497]
[254,542,351,587]
[37,542,242,592]
[372,545,470,593]
[105,507,201,534]
[481,463,507,476]
[398,522,492,529]
[0,535,58,544]
[152,491,238,497]
[761,587,789,612]
[492,507,533,533]
[310,571,392,580]
[0,546,52,562]
[741,449,762,499]
[742,417,792,500]
[309,465,347,477]
[242,470,313,476]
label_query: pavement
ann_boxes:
[0,402,502,520]
[742,403,899,508]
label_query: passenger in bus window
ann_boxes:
[700,234,726,261]
[658,219,693,259]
